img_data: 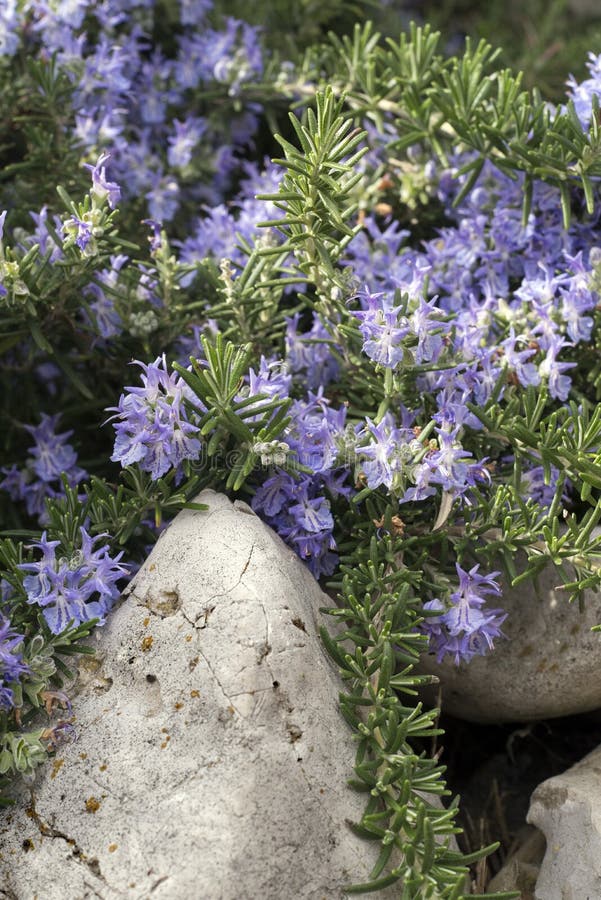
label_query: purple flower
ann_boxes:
[567,52,601,127]
[245,357,291,405]
[145,174,180,223]
[19,529,129,635]
[0,614,29,711]
[252,471,338,578]
[251,469,297,518]
[84,152,121,209]
[343,216,430,295]
[167,117,206,169]
[500,330,541,388]
[23,206,63,263]
[179,0,213,26]
[410,295,448,364]
[433,381,482,431]
[420,563,506,665]
[521,462,564,509]
[178,204,240,264]
[142,219,163,253]
[427,428,471,492]
[107,355,202,481]
[205,18,263,91]
[82,254,128,341]
[538,337,575,401]
[0,414,87,524]
[285,391,347,474]
[0,3,19,59]
[285,313,340,390]
[63,215,93,252]
[558,253,597,343]
[352,289,411,368]
[356,415,415,490]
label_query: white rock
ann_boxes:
[527,745,601,899]
[416,559,601,722]
[0,490,428,899]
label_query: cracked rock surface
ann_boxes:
[0,490,405,899]
[527,744,601,900]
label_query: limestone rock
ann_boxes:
[416,559,601,722]
[0,491,419,899]
[527,745,601,899]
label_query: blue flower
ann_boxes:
[252,472,338,579]
[410,295,448,364]
[84,151,121,209]
[0,2,20,59]
[285,391,347,474]
[19,529,129,636]
[285,313,340,390]
[538,336,575,401]
[0,414,87,524]
[167,117,206,169]
[420,563,506,665]
[355,415,415,490]
[501,329,541,388]
[63,214,93,252]
[352,289,411,368]
[178,0,213,27]
[567,52,601,127]
[243,356,292,419]
[107,355,202,481]
[0,613,29,711]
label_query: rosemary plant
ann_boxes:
[3,5,601,896]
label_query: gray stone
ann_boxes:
[416,558,601,722]
[528,745,601,900]
[486,826,545,898]
[0,490,437,899]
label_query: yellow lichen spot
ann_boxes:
[108,844,118,853]
[190,689,200,698]
[99,764,107,772]
[185,634,193,642]
[50,758,64,780]
[228,706,235,716]
[85,797,101,813]
[79,753,87,760]
[174,702,184,710]
[143,616,150,627]
[161,727,169,734]
[141,635,154,652]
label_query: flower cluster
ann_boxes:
[108,355,202,481]
[420,564,507,665]
[17,1,264,226]
[1,414,87,524]
[19,529,129,635]
[252,470,339,578]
